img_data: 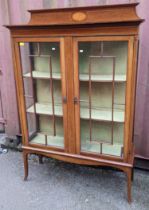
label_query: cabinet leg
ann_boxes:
[131,168,134,182]
[39,155,43,164]
[126,169,132,203]
[23,151,28,181]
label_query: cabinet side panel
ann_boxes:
[124,37,135,162]
[128,37,138,163]
[13,42,28,145]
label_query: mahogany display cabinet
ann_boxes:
[6,3,143,202]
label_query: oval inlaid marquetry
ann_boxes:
[72,12,87,22]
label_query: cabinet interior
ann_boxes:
[20,40,128,157]
[78,41,127,157]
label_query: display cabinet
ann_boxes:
[6,3,143,202]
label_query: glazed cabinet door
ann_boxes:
[73,36,134,160]
[15,38,67,151]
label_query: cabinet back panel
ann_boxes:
[80,82,125,110]
[39,115,63,135]
[79,41,128,75]
[81,120,124,145]
[36,80,62,104]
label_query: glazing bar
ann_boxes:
[89,57,92,142]
[37,42,40,56]
[45,134,48,146]
[100,143,103,154]
[121,147,124,157]
[49,56,56,136]
[101,42,104,56]
[111,57,116,145]
[29,55,38,132]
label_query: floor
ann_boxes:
[0,149,149,210]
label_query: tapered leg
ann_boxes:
[39,155,43,164]
[126,169,132,203]
[131,168,134,182]
[23,151,28,181]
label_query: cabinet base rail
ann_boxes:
[22,146,133,203]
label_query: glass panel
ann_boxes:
[78,41,128,157]
[20,42,64,148]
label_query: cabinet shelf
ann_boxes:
[27,103,124,122]
[79,74,126,82]
[30,132,64,148]
[27,103,63,116]
[23,71,61,80]
[80,107,124,122]
[82,141,122,157]
[23,71,126,82]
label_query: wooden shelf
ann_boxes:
[27,103,63,116]
[81,141,122,157]
[27,103,124,122]
[79,74,126,82]
[80,107,124,122]
[23,71,126,82]
[30,132,64,148]
[23,71,61,80]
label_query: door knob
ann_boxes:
[74,97,79,104]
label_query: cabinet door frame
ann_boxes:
[73,36,135,162]
[13,37,68,152]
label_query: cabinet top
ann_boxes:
[6,3,143,29]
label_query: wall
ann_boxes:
[0,0,19,136]
[134,1,149,159]
[0,0,148,159]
